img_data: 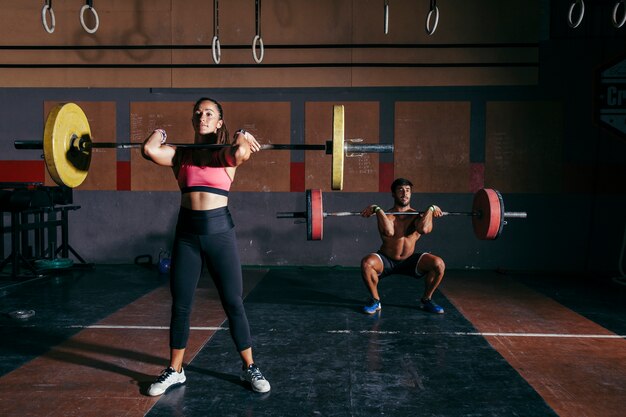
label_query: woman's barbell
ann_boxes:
[276,188,527,241]
[14,103,392,190]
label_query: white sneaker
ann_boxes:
[148,367,186,396]
[240,364,271,393]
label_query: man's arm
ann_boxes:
[415,205,443,235]
[361,204,394,237]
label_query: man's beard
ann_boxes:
[395,198,410,207]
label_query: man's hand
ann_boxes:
[429,205,443,218]
[361,205,381,218]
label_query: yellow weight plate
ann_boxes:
[43,103,92,188]
[331,105,345,190]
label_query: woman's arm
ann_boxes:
[142,129,176,167]
[222,129,261,167]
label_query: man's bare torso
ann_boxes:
[379,211,422,261]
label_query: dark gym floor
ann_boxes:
[0,264,624,417]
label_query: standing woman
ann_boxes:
[142,97,270,395]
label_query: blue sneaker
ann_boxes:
[420,298,444,314]
[363,298,381,315]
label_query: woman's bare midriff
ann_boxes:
[181,192,229,211]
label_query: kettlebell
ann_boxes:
[158,250,171,274]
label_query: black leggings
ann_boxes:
[169,206,252,352]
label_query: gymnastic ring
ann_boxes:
[426,6,439,35]
[613,1,626,28]
[80,4,99,34]
[253,34,264,63]
[212,35,221,64]
[42,4,55,34]
[567,0,585,28]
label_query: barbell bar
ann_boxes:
[276,188,527,241]
[14,102,392,189]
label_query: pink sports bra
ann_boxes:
[176,153,233,197]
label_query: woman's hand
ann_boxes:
[226,129,260,166]
[237,130,261,153]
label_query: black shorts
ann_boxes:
[374,251,428,279]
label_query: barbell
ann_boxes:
[14,103,392,190]
[276,188,527,241]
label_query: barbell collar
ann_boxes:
[345,143,394,154]
[503,212,527,218]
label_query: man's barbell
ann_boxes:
[14,102,392,190]
[276,188,527,241]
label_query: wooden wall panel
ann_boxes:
[351,68,538,88]
[4,67,537,89]
[353,0,541,43]
[2,0,172,45]
[129,101,291,192]
[1,68,172,88]
[394,102,471,193]
[351,47,539,64]
[305,102,379,192]
[43,101,117,191]
[130,102,191,191]
[172,49,353,66]
[1,0,541,46]
[485,101,563,193]
[173,0,354,46]
[0,0,540,88]
[223,102,291,192]
[0,50,172,66]
[171,67,354,89]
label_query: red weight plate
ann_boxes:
[306,190,313,240]
[472,188,503,240]
[493,190,505,237]
[310,189,324,240]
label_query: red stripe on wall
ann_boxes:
[469,163,485,193]
[379,162,394,192]
[117,161,131,191]
[0,161,45,183]
[290,162,305,192]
